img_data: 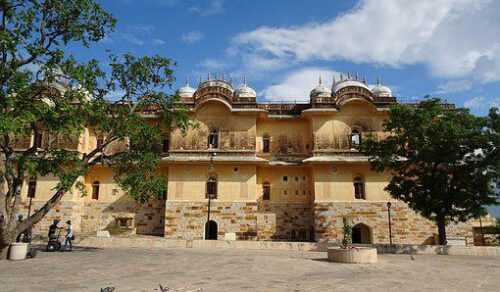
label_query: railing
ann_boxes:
[313,132,385,151]
[171,131,256,151]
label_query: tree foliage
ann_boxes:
[362,99,499,245]
[0,0,188,258]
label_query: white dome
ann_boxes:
[235,83,256,98]
[333,80,371,93]
[371,84,392,97]
[310,77,332,98]
[177,83,196,98]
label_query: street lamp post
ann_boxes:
[206,151,216,240]
[479,216,485,246]
[387,202,393,246]
[27,196,33,243]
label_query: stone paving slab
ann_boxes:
[0,246,499,292]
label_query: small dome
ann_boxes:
[235,83,256,98]
[310,77,332,98]
[177,82,196,98]
[371,84,392,97]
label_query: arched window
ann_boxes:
[353,177,365,200]
[92,181,100,200]
[350,129,361,148]
[262,134,270,153]
[27,177,37,198]
[206,176,217,199]
[162,136,170,153]
[208,129,219,149]
[96,136,104,149]
[34,131,42,148]
[262,182,271,200]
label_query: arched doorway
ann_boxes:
[352,223,372,244]
[205,220,218,240]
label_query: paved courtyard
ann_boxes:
[0,246,499,292]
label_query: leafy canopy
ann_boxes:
[0,0,188,246]
[363,99,499,228]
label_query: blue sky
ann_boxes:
[70,0,500,116]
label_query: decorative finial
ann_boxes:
[376,77,380,85]
[319,75,323,85]
[355,73,359,80]
[208,72,211,80]
[243,75,247,86]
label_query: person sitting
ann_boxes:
[48,219,60,240]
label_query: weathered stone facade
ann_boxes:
[17,75,492,246]
[314,202,476,245]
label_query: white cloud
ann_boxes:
[152,38,166,45]
[261,67,341,102]
[199,58,227,70]
[435,80,473,94]
[464,96,500,113]
[181,31,204,44]
[116,24,157,46]
[232,0,500,82]
[189,0,224,16]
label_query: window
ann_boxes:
[96,136,104,149]
[353,177,365,200]
[92,181,100,200]
[262,134,270,153]
[206,176,217,199]
[351,129,361,148]
[208,129,219,149]
[282,176,288,183]
[27,177,37,198]
[162,137,169,153]
[262,182,270,200]
[34,131,42,148]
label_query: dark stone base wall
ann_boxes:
[164,201,259,240]
[79,199,165,236]
[164,201,314,241]
[314,202,474,245]
[20,198,165,237]
[17,200,80,236]
[257,202,314,241]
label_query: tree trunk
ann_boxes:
[0,229,15,260]
[437,217,447,245]
[0,245,9,260]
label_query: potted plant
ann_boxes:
[327,217,378,263]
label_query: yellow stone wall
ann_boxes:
[167,164,256,202]
[256,166,313,203]
[312,164,392,202]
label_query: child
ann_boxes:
[64,220,74,251]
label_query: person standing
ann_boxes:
[63,220,73,251]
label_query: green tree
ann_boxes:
[362,99,499,245]
[0,0,188,259]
